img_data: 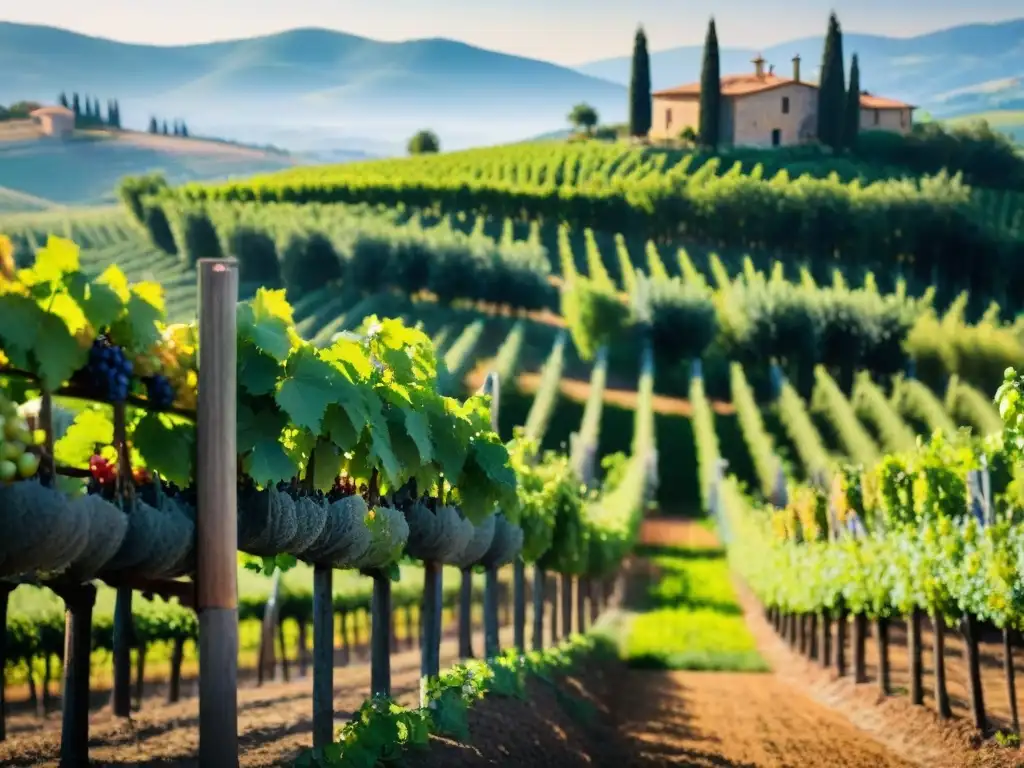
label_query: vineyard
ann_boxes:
[1,135,1024,767]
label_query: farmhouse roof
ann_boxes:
[653,74,914,110]
[30,106,75,117]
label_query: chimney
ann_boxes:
[752,54,765,78]
[792,54,801,82]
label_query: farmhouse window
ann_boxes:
[666,108,672,129]
[874,109,880,125]
[781,97,790,114]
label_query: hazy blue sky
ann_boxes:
[5,1,1022,63]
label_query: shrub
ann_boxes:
[177,208,222,268]
[346,233,393,295]
[229,227,280,284]
[143,204,177,254]
[280,233,343,294]
[119,174,168,224]
[636,275,717,362]
[561,276,630,361]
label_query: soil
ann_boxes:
[607,668,915,767]
[638,518,721,550]
[0,624,529,767]
[464,366,735,418]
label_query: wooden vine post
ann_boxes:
[312,565,333,747]
[420,559,443,705]
[56,582,96,768]
[367,471,392,697]
[195,258,239,767]
[908,607,924,705]
[458,566,474,658]
[531,566,545,650]
[480,373,501,659]
[111,404,133,717]
[560,573,573,639]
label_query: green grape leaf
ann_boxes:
[238,341,280,396]
[321,336,375,380]
[111,286,163,354]
[431,409,469,480]
[282,425,316,469]
[366,412,400,486]
[36,311,87,391]
[18,235,79,286]
[312,440,343,491]
[403,398,433,466]
[237,398,288,454]
[237,289,295,362]
[48,292,88,336]
[471,438,517,489]
[387,417,421,480]
[275,346,343,434]
[246,438,298,487]
[455,465,497,524]
[0,293,46,367]
[322,403,361,453]
[134,412,195,487]
[66,271,124,331]
[95,264,130,303]
[54,407,114,467]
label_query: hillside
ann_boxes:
[0,129,297,206]
[574,18,1024,119]
[0,23,628,152]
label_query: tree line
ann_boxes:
[57,92,122,129]
[147,117,190,137]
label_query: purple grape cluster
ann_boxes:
[85,337,133,402]
[144,374,175,409]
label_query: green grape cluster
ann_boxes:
[0,394,42,483]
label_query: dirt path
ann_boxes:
[609,669,915,767]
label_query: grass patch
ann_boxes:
[622,544,768,672]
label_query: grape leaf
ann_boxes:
[49,292,88,336]
[95,264,130,303]
[237,398,288,454]
[322,403,360,453]
[238,342,280,396]
[403,407,432,466]
[321,336,375,380]
[312,440,343,491]
[54,407,114,467]
[237,290,294,362]
[17,236,79,286]
[471,438,517,490]
[36,311,87,391]
[275,346,344,434]
[132,281,165,315]
[66,271,123,331]
[0,293,45,367]
[246,438,298,487]
[112,287,163,354]
[134,412,195,487]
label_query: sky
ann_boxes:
[4,0,1023,64]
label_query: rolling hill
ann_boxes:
[0,23,628,152]
[574,18,1024,119]
[0,130,297,206]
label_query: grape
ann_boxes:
[0,460,16,482]
[1,441,23,461]
[80,336,134,403]
[144,374,175,409]
[89,454,117,486]
[17,452,39,479]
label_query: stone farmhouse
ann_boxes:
[29,105,75,139]
[649,55,914,146]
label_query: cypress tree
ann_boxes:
[58,92,69,108]
[112,101,121,128]
[844,54,861,150]
[162,120,169,135]
[816,12,846,150]
[180,121,189,138]
[628,26,652,138]
[148,116,159,134]
[71,93,81,116]
[698,17,721,148]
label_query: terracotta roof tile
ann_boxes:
[653,74,914,109]
[29,106,75,117]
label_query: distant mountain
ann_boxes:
[574,19,1024,118]
[0,23,627,151]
